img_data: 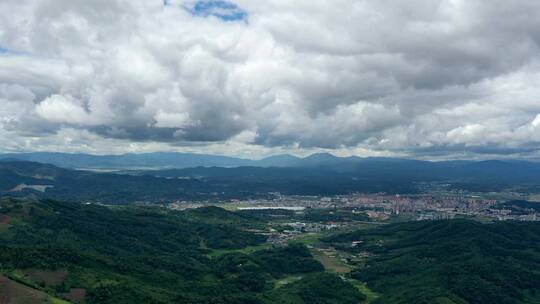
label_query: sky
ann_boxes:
[1,0,540,159]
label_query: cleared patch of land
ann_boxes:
[0,275,48,304]
[0,214,11,233]
[311,248,352,274]
[0,214,11,225]
[208,242,272,258]
[273,275,303,289]
[61,288,86,303]
[348,280,380,304]
[23,269,69,287]
[309,248,379,303]
[9,184,53,193]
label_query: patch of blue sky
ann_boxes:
[166,0,248,22]
[0,46,27,56]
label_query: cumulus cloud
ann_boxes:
[1,0,540,158]
[36,95,96,125]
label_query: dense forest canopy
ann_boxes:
[0,198,364,304]
[324,220,540,304]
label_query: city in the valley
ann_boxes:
[170,192,540,222]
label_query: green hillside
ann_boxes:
[324,220,540,304]
[3,198,538,304]
[0,198,364,304]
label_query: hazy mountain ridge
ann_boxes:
[126,157,540,185]
[0,152,256,169]
[0,152,319,169]
[1,152,537,172]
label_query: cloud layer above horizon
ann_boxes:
[1,0,540,159]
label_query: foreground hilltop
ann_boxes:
[0,197,539,303]
[0,198,364,304]
[324,220,540,304]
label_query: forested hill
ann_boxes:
[1,198,539,303]
[3,159,540,204]
[0,160,262,203]
[0,198,365,304]
[0,160,416,204]
[324,220,540,304]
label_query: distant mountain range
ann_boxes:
[1,152,540,183]
[0,151,386,169]
[0,151,441,170]
[0,152,259,169]
[139,158,540,185]
[0,151,324,169]
[0,151,476,170]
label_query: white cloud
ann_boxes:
[1,0,540,158]
[36,94,96,125]
[532,114,540,128]
[446,124,487,145]
[154,111,194,129]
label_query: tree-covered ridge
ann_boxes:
[0,160,416,204]
[324,220,540,304]
[0,198,364,303]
